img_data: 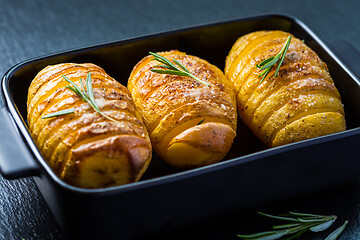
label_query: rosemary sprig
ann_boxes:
[41,73,117,122]
[256,35,292,84]
[149,52,211,87]
[237,211,344,240]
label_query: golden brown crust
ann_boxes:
[128,50,237,167]
[27,63,152,188]
[169,122,236,159]
[225,31,345,147]
[129,50,237,131]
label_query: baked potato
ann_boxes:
[225,30,346,147]
[128,50,237,168]
[27,63,152,188]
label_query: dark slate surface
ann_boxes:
[1,0,360,239]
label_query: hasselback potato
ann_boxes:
[27,63,152,188]
[225,30,345,147]
[128,50,237,168]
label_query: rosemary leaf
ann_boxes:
[273,36,291,78]
[310,218,336,232]
[41,108,75,119]
[258,212,299,222]
[79,77,86,93]
[151,69,189,77]
[258,70,272,84]
[197,119,205,125]
[288,212,326,218]
[256,56,275,67]
[324,221,348,240]
[65,85,81,97]
[256,35,292,84]
[257,56,278,70]
[297,218,325,223]
[173,58,190,73]
[149,52,211,87]
[86,72,100,112]
[272,223,301,230]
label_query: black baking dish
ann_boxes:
[1,14,360,239]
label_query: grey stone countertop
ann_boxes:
[1,0,360,239]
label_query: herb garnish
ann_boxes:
[256,35,292,84]
[41,73,117,122]
[197,119,205,125]
[237,211,347,240]
[149,52,211,87]
[41,108,75,119]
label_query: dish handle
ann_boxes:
[0,107,40,179]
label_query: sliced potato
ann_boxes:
[128,50,237,167]
[27,63,152,188]
[225,31,345,147]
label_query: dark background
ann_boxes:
[1,0,360,239]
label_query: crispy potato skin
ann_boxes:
[128,50,237,167]
[225,31,346,147]
[27,63,152,188]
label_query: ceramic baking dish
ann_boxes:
[1,14,360,239]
